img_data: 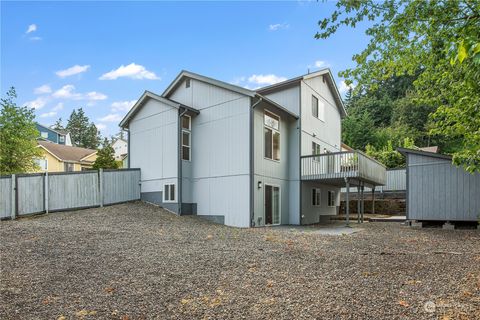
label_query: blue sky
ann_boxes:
[1,1,370,137]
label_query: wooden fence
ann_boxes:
[0,169,140,220]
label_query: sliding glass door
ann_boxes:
[265,185,280,225]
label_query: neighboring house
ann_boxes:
[35,140,97,172]
[111,138,128,160]
[399,147,479,223]
[120,69,385,228]
[36,123,72,146]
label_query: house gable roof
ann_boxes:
[38,140,97,163]
[397,147,452,160]
[162,70,256,98]
[256,68,347,118]
[119,90,199,128]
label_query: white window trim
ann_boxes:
[328,190,336,207]
[264,110,281,162]
[312,188,321,207]
[312,141,321,162]
[181,115,191,162]
[264,183,281,226]
[163,184,176,203]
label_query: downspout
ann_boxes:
[125,128,130,168]
[250,97,263,227]
[178,108,188,215]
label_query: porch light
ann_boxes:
[257,181,262,189]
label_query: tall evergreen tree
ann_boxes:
[66,108,100,149]
[0,87,42,174]
[93,138,118,170]
[52,118,64,131]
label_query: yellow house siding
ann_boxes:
[33,149,97,173]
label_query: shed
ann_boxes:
[398,148,480,222]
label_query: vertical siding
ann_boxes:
[300,78,342,155]
[263,85,301,115]
[0,177,12,218]
[48,172,99,211]
[129,99,178,199]
[17,175,44,215]
[103,170,141,205]
[407,153,480,221]
[301,181,340,224]
[170,78,251,227]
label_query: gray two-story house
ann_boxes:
[120,69,385,228]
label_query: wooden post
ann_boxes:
[372,186,376,215]
[345,178,350,227]
[10,174,16,220]
[99,169,104,207]
[44,172,49,214]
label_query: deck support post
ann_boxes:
[357,185,361,224]
[371,186,376,215]
[360,183,365,223]
[344,178,350,227]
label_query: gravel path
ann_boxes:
[1,202,479,319]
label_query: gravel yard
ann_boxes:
[1,202,479,319]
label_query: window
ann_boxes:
[312,188,321,206]
[264,111,280,161]
[186,79,191,88]
[35,159,48,171]
[164,184,176,202]
[328,191,336,207]
[41,131,48,138]
[182,115,191,161]
[59,135,65,143]
[312,142,321,155]
[312,95,319,118]
[64,163,74,172]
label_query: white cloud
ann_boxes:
[314,60,327,68]
[56,65,90,78]
[29,36,42,41]
[52,85,81,99]
[248,74,287,86]
[269,23,289,31]
[26,24,37,34]
[99,113,123,122]
[52,102,64,111]
[338,80,356,94]
[99,63,159,80]
[34,84,52,94]
[85,91,107,101]
[96,123,107,132]
[24,97,47,110]
[111,100,136,112]
[51,85,107,101]
[39,111,57,118]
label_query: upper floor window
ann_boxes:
[182,115,191,161]
[59,135,65,143]
[35,159,48,171]
[186,79,191,88]
[312,95,319,118]
[264,111,280,161]
[41,131,48,138]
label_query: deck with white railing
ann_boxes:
[301,151,387,186]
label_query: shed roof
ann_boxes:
[38,140,97,163]
[397,147,452,160]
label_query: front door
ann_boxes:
[265,185,280,225]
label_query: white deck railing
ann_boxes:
[301,151,386,186]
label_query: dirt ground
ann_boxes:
[1,202,479,319]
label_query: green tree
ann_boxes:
[317,0,480,172]
[92,138,118,170]
[0,87,42,174]
[366,137,416,169]
[52,118,64,131]
[66,108,100,149]
[342,111,377,150]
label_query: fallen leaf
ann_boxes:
[57,316,66,320]
[398,300,409,307]
[266,280,274,288]
[181,298,190,305]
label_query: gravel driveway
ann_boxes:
[1,202,479,319]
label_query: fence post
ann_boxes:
[44,172,49,214]
[99,169,104,207]
[10,174,16,220]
